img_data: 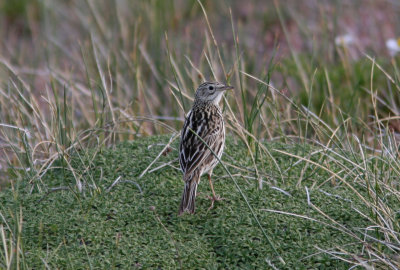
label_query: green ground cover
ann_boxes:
[1,135,383,269]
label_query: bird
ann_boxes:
[178,81,233,215]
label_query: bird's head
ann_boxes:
[194,82,233,105]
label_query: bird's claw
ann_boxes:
[207,195,224,211]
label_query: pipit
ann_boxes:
[178,81,233,215]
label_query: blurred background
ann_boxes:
[0,0,400,180]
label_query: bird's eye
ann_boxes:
[208,86,214,91]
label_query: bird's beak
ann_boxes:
[220,85,234,91]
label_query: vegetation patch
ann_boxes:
[2,135,394,269]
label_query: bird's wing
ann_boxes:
[179,109,222,179]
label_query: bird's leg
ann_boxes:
[207,173,224,210]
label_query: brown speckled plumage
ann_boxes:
[178,82,233,215]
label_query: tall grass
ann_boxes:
[0,0,400,268]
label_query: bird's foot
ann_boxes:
[207,194,224,211]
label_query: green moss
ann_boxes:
[0,135,390,269]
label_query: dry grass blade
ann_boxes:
[139,133,179,178]
[273,149,371,207]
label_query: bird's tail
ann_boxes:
[179,175,199,215]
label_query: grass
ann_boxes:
[1,135,389,269]
[0,0,400,268]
